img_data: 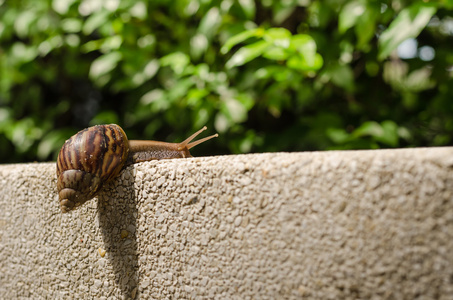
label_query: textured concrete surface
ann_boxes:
[0,148,453,299]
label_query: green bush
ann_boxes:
[0,0,452,163]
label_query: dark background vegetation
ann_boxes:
[0,0,452,163]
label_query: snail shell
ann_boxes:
[56,124,129,213]
[56,124,218,213]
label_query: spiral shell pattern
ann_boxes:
[56,124,129,213]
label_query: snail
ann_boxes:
[56,124,218,213]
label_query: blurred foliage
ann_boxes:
[0,0,452,163]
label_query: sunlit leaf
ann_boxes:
[352,121,383,138]
[140,89,164,105]
[221,28,262,54]
[255,65,287,79]
[14,10,37,38]
[338,0,366,34]
[161,52,190,74]
[8,118,43,153]
[378,120,399,147]
[89,51,122,79]
[166,78,194,102]
[290,34,316,54]
[404,67,435,91]
[101,36,123,51]
[221,97,248,123]
[83,35,123,53]
[52,0,78,15]
[263,46,288,60]
[38,36,64,56]
[10,42,38,63]
[235,93,255,110]
[37,130,69,160]
[129,2,147,20]
[326,128,349,144]
[190,33,208,60]
[287,53,323,71]
[355,4,379,49]
[225,40,270,68]
[61,18,83,33]
[187,89,210,106]
[263,27,291,48]
[378,3,437,60]
[238,0,256,19]
[82,40,102,52]
[214,112,230,133]
[83,11,110,35]
[198,7,221,39]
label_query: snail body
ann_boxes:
[56,124,218,213]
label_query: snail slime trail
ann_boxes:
[56,124,218,213]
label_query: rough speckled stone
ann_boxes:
[0,149,453,299]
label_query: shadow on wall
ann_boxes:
[98,171,139,299]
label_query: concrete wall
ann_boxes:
[0,148,452,299]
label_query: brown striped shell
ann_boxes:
[56,124,129,213]
[56,124,219,213]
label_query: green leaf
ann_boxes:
[61,18,83,33]
[355,4,379,49]
[328,64,354,92]
[14,10,37,38]
[129,2,148,20]
[198,7,221,40]
[262,46,288,60]
[221,97,248,123]
[37,130,69,160]
[443,0,453,9]
[349,120,399,147]
[187,89,210,106]
[378,3,437,60]
[10,42,38,63]
[166,78,194,102]
[352,121,383,138]
[140,89,164,106]
[52,0,78,15]
[287,53,323,71]
[160,52,190,74]
[238,0,256,19]
[89,51,122,80]
[404,67,435,92]
[263,27,291,48]
[214,112,230,133]
[82,36,123,53]
[225,40,271,68]
[326,128,350,144]
[191,33,208,59]
[378,120,399,147]
[221,28,262,54]
[38,36,64,56]
[83,11,110,35]
[338,0,366,34]
[255,65,280,79]
[288,34,323,71]
[235,93,255,111]
[290,34,316,54]
[8,118,43,153]
[238,130,256,153]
